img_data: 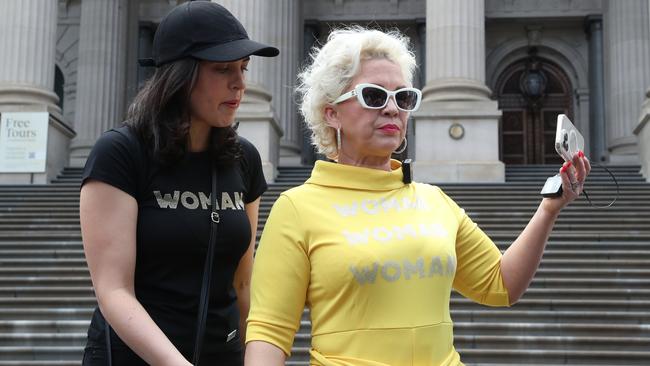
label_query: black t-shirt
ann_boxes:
[81,126,266,361]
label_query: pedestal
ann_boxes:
[412,99,504,183]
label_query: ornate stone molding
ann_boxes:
[486,0,603,18]
[486,37,587,92]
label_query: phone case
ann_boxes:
[555,114,584,162]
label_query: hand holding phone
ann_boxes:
[555,114,584,162]
[541,114,584,198]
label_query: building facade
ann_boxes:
[1,0,650,183]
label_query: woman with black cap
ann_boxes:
[79,2,278,365]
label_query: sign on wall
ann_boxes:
[0,112,49,173]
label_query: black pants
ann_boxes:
[81,340,243,366]
[82,312,243,366]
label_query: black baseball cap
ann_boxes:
[139,1,279,67]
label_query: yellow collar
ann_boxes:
[305,160,405,191]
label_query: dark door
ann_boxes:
[496,59,573,165]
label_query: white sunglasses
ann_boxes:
[333,83,422,112]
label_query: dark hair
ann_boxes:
[126,58,242,166]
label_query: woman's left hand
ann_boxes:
[542,150,591,215]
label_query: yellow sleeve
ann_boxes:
[438,189,510,306]
[246,194,309,356]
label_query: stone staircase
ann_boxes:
[0,164,649,365]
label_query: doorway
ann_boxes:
[495,56,573,165]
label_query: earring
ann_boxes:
[336,127,342,152]
[394,138,407,154]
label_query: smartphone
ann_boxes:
[555,114,584,162]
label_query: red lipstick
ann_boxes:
[223,100,240,108]
[379,124,400,133]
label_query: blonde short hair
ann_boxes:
[297,27,417,159]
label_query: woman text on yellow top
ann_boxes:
[244,27,590,366]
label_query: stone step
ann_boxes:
[0,259,87,267]
[0,225,81,231]
[516,288,650,300]
[0,232,81,240]
[0,219,80,224]
[0,213,79,219]
[486,232,650,241]
[0,242,82,250]
[0,287,94,297]
[0,185,78,191]
[528,277,650,288]
[0,250,84,259]
[504,249,650,260]
[0,347,81,361]
[49,178,83,184]
[0,320,88,333]
[449,309,650,324]
[0,298,97,308]
[0,268,89,276]
[508,240,650,249]
[0,308,93,321]
[452,321,650,337]
[0,278,92,287]
[457,348,650,365]
[0,333,86,347]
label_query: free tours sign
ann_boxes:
[0,112,49,172]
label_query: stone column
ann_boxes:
[408,19,427,160]
[69,0,128,167]
[636,89,650,180]
[216,0,299,181]
[301,21,320,165]
[416,19,427,89]
[0,0,75,184]
[633,0,650,181]
[273,0,302,164]
[586,15,607,163]
[604,0,650,163]
[137,23,156,89]
[412,0,503,183]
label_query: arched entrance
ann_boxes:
[495,54,573,165]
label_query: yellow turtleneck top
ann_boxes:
[246,160,510,366]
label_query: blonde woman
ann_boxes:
[244,27,589,366]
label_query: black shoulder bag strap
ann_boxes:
[192,161,220,365]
